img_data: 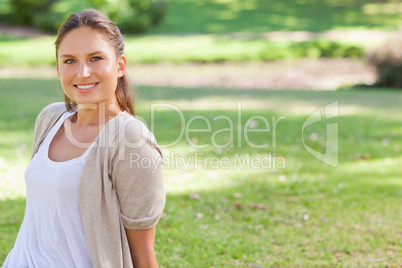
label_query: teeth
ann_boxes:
[77,84,96,89]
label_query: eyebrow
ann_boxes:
[59,51,104,59]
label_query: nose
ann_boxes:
[77,62,91,78]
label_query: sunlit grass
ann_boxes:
[2,0,399,67]
[152,0,402,33]
[0,34,369,67]
[1,0,402,34]
[0,79,401,266]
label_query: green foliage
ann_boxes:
[2,0,402,34]
[6,0,88,32]
[89,0,168,33]
[291,41,364,59]
[0,0,12,23]
[5,0,167,34]
[368,34,402,88]
[9,0,55,25]
[32,0,91,32]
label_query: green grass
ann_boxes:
[0,35,368,67]
[151,0,402,33]
[1,0,400,65]
[1,0,402,33]
[0,79,401,266]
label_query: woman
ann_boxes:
[2,9,165,268]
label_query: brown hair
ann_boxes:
[55,9,134,115]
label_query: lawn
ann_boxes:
[0,79,401,266]
[0,35,368,67]
[152,0,402,33]
[1,0,401,33]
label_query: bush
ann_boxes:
[90,0,168,34]
[290,41,365,59]
[8,0,86,32]
[368,35,402,88]
[10,0,56,25]
[8,0,167,34]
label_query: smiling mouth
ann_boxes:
[75,83,98,89]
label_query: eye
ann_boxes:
[91,56,102,61]
[64,59,75,64]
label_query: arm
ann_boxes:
[126,227,159,268]
[113,117,165,266]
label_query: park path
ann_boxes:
[0,24,50,38]
[128,59,376,90]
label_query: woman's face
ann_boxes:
[57,27,126,109]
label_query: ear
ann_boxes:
[117,55,127,78]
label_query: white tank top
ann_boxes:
[2,112,93,268]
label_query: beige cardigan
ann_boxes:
[31,103,165,268]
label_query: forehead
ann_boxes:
[57,27,115,56]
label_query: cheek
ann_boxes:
[58,68,75,95]
[58,66,74,83]
[103,62,118,76]
[102,64,120,85]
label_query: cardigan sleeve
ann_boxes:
[111,116,165,230]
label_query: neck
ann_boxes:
[73,102,122,127]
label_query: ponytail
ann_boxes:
[116,75,135,115]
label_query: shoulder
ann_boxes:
[34,102,67,131]
[114,112,156,143]
[31,102,67,158]
[38,102,67,118]
[110,112,162,157]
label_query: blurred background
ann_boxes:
[0,0,401,267]
[0,0,401,89]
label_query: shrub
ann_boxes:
[290,41,365,59]
[89,0,168,34]
[8,0,167,34]
[10,0,56,25]
[368,34,402,88]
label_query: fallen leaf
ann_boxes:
[233,193,242,198]
[310,132,319,141]
[234,203,243,209]
[250,203,268,210]
[215,148,223,155]
[287,196,299,203]
[355,153,371,160]
[301,240,310,246]
[247,119,258,128]
[189,193,201,199]
[381,138,390,146]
